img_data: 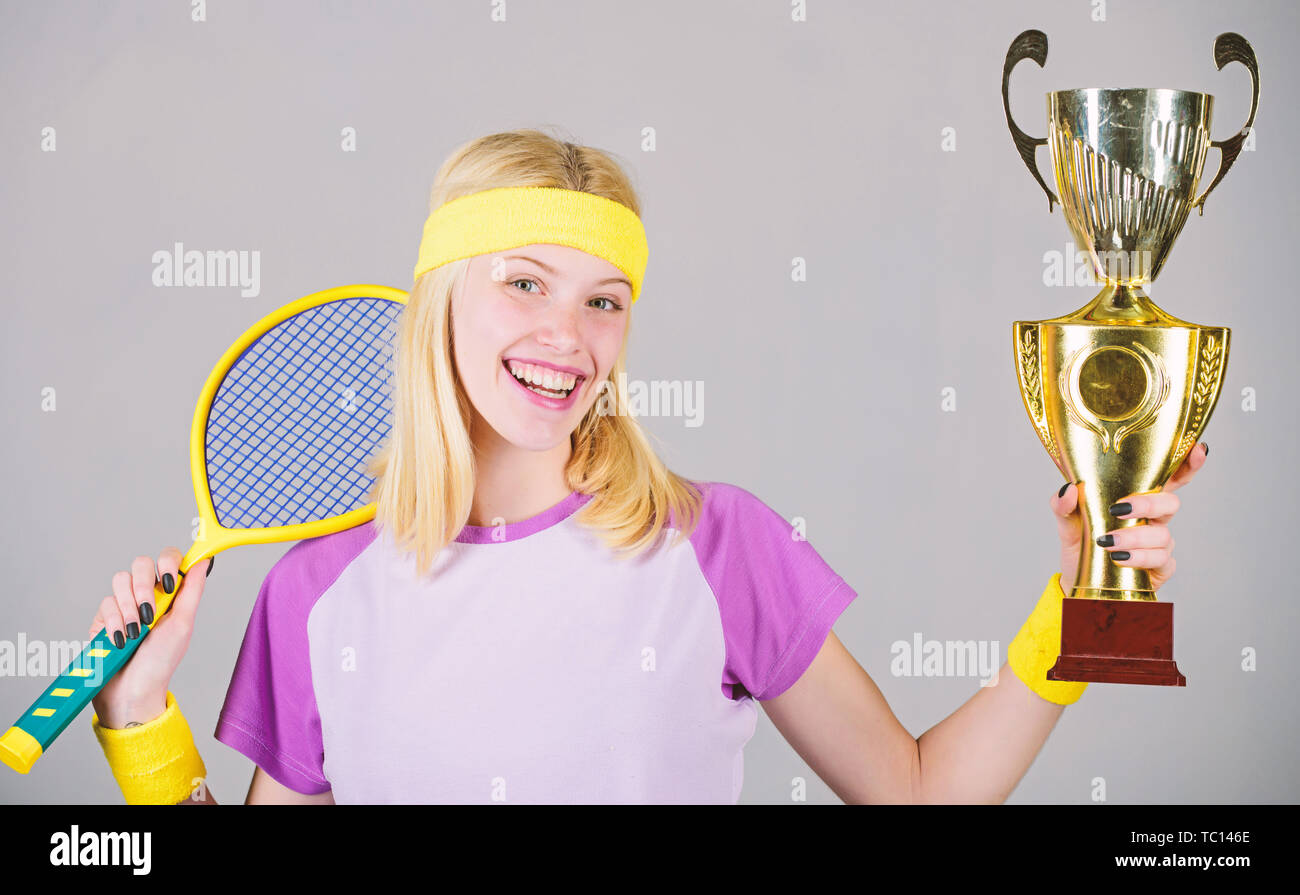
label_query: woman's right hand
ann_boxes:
[89,548,213,729]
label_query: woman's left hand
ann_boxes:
[1050,441,1210,596]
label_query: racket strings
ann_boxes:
[206,297,402,529]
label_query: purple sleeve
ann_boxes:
[212,527,371,795]
[688,482,858,702]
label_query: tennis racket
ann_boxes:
[0,283,407,774]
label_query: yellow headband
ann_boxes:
[412,186,649,303]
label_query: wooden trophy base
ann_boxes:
[1046,596,1186,686]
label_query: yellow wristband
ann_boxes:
[91,691,208,804]
[1007,573,1089,706]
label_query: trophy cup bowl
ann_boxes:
[1001,30,1259,685]
[1050,86,1211,287]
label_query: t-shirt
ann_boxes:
[212,480,857,803]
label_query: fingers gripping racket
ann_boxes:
[0,284,407,774]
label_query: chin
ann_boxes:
[492,418,574,452]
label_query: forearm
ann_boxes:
[912,662,1064,803]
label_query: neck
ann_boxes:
[467,414,575,526]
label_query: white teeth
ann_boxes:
[506,361,577,392]
[528,384,567,399]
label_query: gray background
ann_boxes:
[1,0,1295,804]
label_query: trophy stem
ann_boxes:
[1051,283,1196,327]
[1071,479,1157,602]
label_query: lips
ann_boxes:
[501,359,585,411]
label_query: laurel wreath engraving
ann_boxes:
[1018,327,1059,461]
[1175,333,1223,459]
[1020,329,1042,415]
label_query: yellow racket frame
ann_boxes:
[0,283,408,774]
[168,283,408,601]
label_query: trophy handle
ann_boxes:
[1191,32,1260,215]
[1002,29,1060,213]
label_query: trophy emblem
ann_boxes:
[1002,30,1259,685]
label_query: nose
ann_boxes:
[533,301,581,353]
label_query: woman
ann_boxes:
[88,129,1207,804]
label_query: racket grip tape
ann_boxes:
[0,580,170,774]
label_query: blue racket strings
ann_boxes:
[206,297,403,529]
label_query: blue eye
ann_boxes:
[510,277,540,293]
[591,297,624,312]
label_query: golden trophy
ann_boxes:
[1001,30,1259,685]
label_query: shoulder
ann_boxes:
[684,478,820,588]
[692,480,763,509]
[258,519,380,613]
[686,480,797,547]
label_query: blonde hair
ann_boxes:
[366,128,704,578]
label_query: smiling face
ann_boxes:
[451,243,632,452]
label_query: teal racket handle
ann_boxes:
[0,585,163,774]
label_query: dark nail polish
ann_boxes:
[126,622,139,640]
[1096,534,1114,547]
[113,630,125,649]
[1111,550,1131,561]
[162,573,174,594]
[140,603,154,626]
[1109,502,1132,517]
[206,557,215,577]
[1058,482,1070,498]
[1201,442,1209,456]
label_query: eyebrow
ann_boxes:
[502,254,632,290]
